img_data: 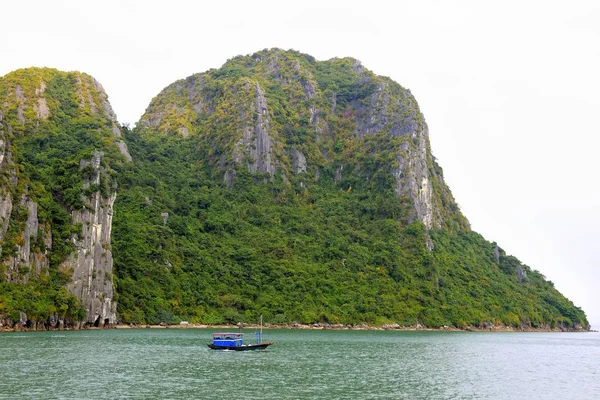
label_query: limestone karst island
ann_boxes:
[0,49,589,331]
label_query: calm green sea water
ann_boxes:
[0,329,598,399]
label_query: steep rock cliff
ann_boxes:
[63,151,117,324]
[0,68,125,325]
[139,49,468,233]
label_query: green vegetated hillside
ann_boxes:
[111,49,587,328]
[0,68,127,324]
[0,50,588,330]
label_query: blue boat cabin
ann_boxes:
[211,332,244,347]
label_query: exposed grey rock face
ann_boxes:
[161,212,169,225]
[516,265,528,283]
[0,112,10,243]
[0,115,28,282]
[35,97,49,120]
[64,150,117,324]
[0,110,4,164]
[0,115,10,248]
[234,83,277,176]
[14,85,26,125]
[117,140,132,161]
[224,169,236,189]
[394,124,439,230]
[357,84,420,139]
[33,82,50,120]
[4,196,48,284]
[335,165,344,183]
[0,129,50,283]
[355,84,392,139]
[291,148,307,174]
[355,81,441,230]
[0,192,11,244]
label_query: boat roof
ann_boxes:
[211,332,243,337]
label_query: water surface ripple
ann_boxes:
[0,329,598,399]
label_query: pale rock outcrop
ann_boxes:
[64,150,117,324]
[35,98,50,120]
[0,130,9,240]
[12,83,50,125]
[0,193,12,243]
[34,82,46,95]
[5,197,36,283]
[0,113,16,266]
[33,82,49,120]
[224,169,236,189]
[392,125,439,230]
[353,80,441,231]
[335,165,344,183]
[4,196,50,283]
[494,245,501,264]
[234,83,277,177]
[0,110,5,166]
[15,85,26,125]
[291,148,307,174]
[161,212,169,225]
[516,265,528,283]
[117,140,133,161]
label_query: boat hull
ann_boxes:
[207,342,273,351]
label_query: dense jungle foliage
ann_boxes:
[111,50,587,328]
[111,127,587,328]
[0,52,589,329]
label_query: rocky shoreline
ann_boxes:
[0,321,598,332]
[2,321,591,333]
[112,322,593,333]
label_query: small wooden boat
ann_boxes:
[208,316,273,351]
[207,332,272,351]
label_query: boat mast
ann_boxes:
[256,315,263,344]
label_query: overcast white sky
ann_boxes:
[2,0,599,327]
